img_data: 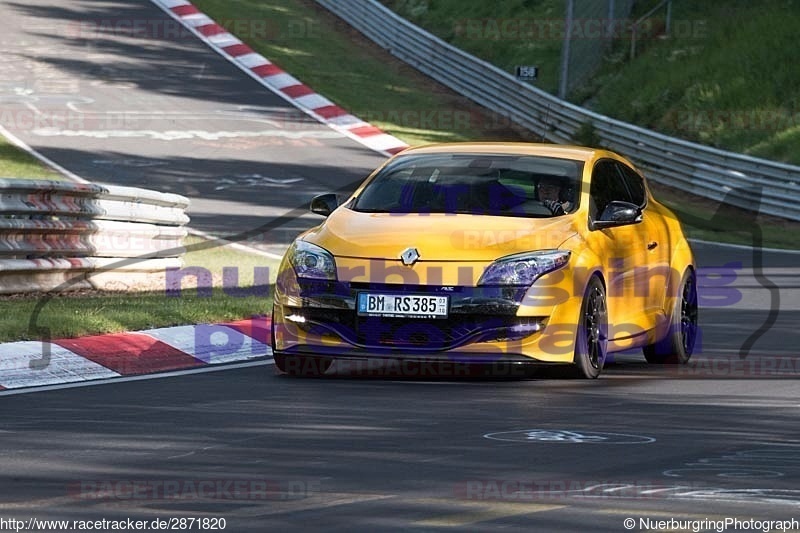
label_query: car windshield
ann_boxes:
[352,153,583,218]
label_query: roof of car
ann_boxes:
[396,142,603,162]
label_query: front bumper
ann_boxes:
[272,278,577,362]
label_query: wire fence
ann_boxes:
[560,0,635,97]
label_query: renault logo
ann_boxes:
[400,247,420,266]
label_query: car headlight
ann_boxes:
[288,240,337,280]
[478,250,570,286]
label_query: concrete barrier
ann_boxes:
[0,179,189,294]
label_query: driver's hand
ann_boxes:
[542,199,566,215]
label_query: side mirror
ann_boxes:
[310,193,340,217]
[591,200,642,230]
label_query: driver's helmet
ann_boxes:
[537,176,569,202]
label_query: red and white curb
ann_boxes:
[151,0,409,156]
[0,318,272,391]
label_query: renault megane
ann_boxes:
[271,143,697,378]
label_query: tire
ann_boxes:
[273,353,332,377]
[573,275,608,379]
[270,307,277,350]
[643,268,698,364]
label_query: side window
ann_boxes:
[589,160,632,219]
[615,163,646,207]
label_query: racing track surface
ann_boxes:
[2,362,800,532]
[1,1,799,531]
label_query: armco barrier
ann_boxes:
[316,0,800,221]
[0,179,189,294]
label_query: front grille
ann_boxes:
[292,308,542,349]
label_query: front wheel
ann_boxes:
[573,275,608,379]
[643,268,698,364]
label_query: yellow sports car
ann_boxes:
[271,143,697,378]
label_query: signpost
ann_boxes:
[515,65,539,82]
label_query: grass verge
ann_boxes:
[0,135,64,180]
[588,1,800,165]
[379,0,566,94]
[191,0,534,146]
[0,236,278,343]
[380,1,800,166]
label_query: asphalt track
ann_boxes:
[1,1,799,531]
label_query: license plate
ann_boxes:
[357,293,449,318]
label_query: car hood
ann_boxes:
[302,208,578,262]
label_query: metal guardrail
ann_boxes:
[0,179,189,294]
[316,0,800,222]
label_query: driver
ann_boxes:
[537,177,573,215]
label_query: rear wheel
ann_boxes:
[573,275,608,379]
[643,268,698,364]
